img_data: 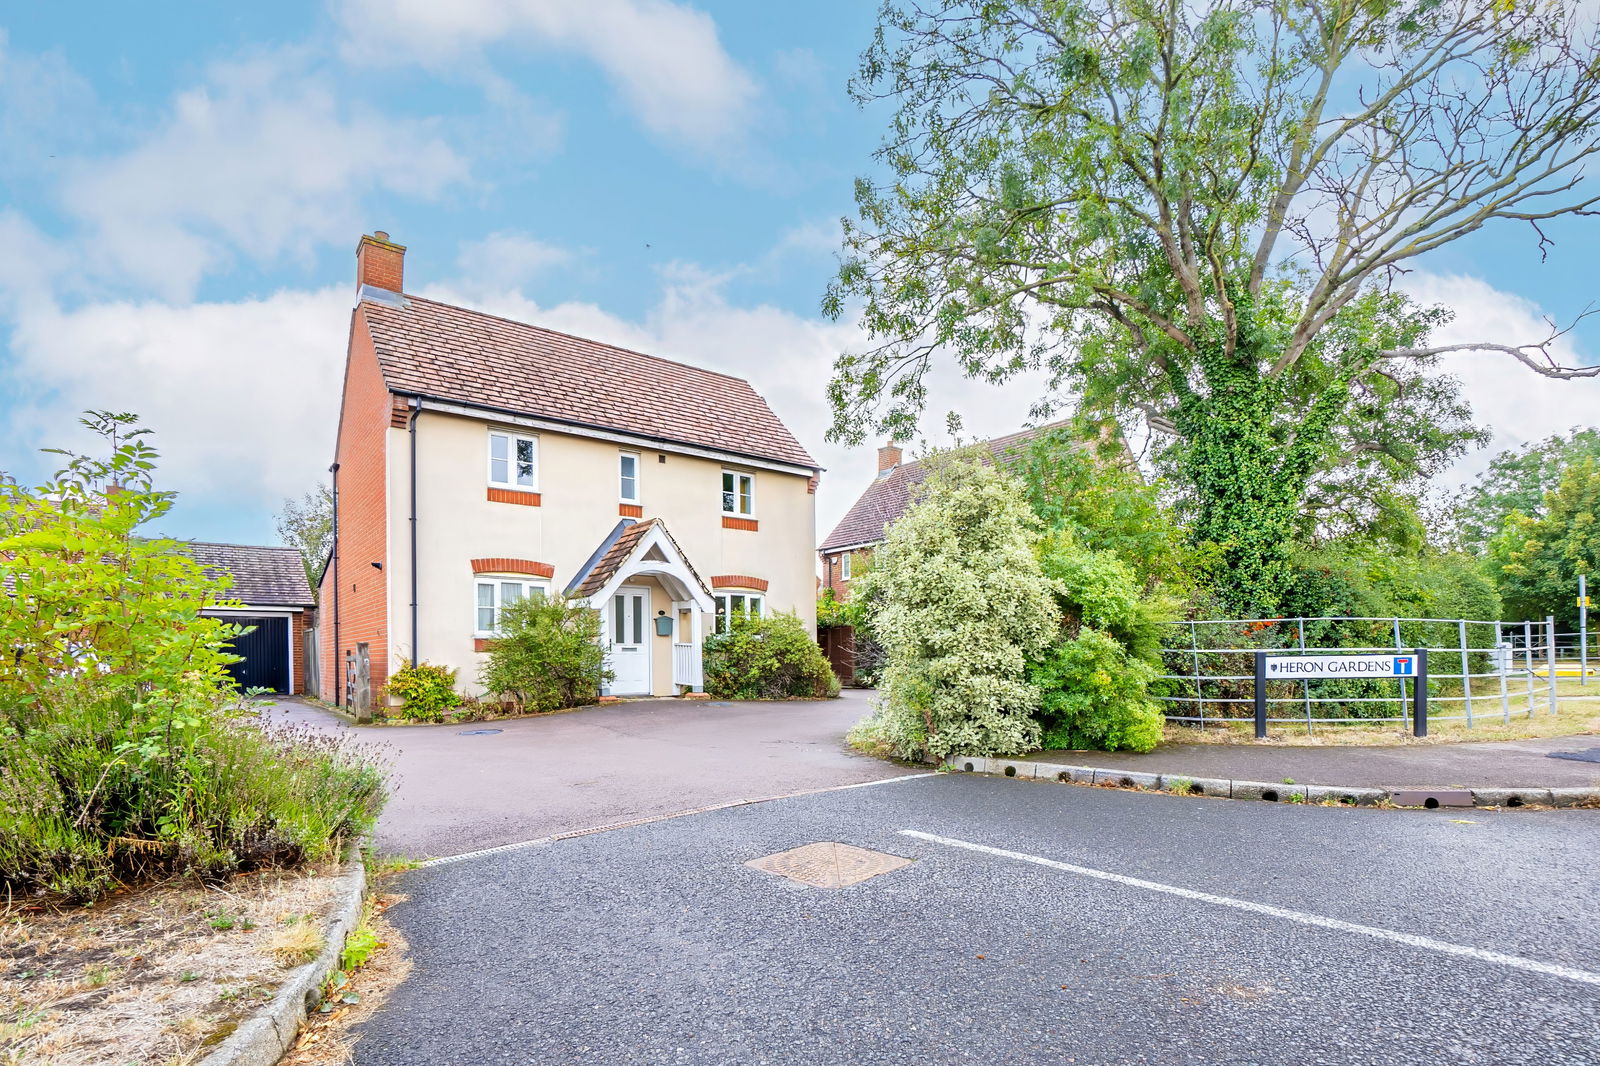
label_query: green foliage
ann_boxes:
[1449,429,1600,552]
[1494,458,1600,628]
[857,453,1058,759]
[383,662,463,722]
[826,0,1591,613]
[1013,426,1188,592]
[1027,533,1169,752]
[0,690,387,904]
[478,594,609,712]
[816,587,862,630]
[0,411,243,714]
[703,612,840,700]
[275,484,334,595]
[0,414,386,903]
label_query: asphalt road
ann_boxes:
[353,774,1600,1065]
[268,691,912,857]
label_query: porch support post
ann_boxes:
[691,607,705,692]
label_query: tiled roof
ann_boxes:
[565,518,710,601]
[819,423,1072,552]
[361,295,817,470]
[185,542,315,607]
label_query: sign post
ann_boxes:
[1261,651,1430,737]
[1580,575,1589,686]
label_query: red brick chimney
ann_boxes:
[356,231,406,293]
[877,441,902,474]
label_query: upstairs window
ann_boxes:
[475,577,547,636]
[841,553,852,581]
[619,452,640,503]
[714,592,764,633]
[721,470,755,516]
[488,431,538,490]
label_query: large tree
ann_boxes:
[1448,428,1600,552]
[826,0,1600,613]
[275,485,333,595]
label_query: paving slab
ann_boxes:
[1030,733,1600,790]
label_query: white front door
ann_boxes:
[608,587,651,695]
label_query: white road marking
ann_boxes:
[417,772,941,867]
[899,829,1600,987]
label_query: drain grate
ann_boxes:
[457,728,503,736]
[1548,747,1600,764]
[746,842,911,888]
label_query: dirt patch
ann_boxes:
[1,862,347,1065]
[281,894,411,1066]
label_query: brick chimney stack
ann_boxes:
[877,441,902,474]
[356,231,406,293]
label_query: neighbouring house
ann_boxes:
[187,541,317,696]
[817,424,1070,682]
[317,231,820,709]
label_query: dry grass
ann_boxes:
[267,921,325,970]
[1,863,345,1065]
[1168,676,1600,747]
[280,895,411,1066]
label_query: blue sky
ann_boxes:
[2,1,1597,547]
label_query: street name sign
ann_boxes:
[1264,654,1417,679]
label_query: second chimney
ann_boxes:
[877,441,903,474]
[356,231,406,294]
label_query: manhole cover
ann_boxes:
[1548,747,1600,764]
[457,728,503,736]
[746,842,911,888]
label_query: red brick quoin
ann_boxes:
[471,559,555,578]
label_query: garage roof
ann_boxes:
[185,542,315,607]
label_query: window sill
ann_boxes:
[487,488,541,506]
[721,516,758,531]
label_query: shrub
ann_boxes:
[0,692,387,904]
[703,612,840,699]
[859,452,1058,760]
[0,413,387,903]
[479,595,610,712]
[1027,533,1168,752]
[383,661,463,722]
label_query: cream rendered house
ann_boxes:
[317,233,820,707]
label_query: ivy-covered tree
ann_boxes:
[856,451,1058,759]
[826,0,1600,613]
[1494,458,1600,628]
[1448,429,1600,552]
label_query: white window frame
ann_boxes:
[714,591,765,633]
[721,470,755,517]
[840,553,852,581]
[487,430,539,491]
[619,451,641,504]
[474,576,550,637]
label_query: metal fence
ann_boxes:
[1158,616,1565,733]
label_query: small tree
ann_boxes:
[1494,458,1600,628]
[479,595,610,712]
[0,411,241,719]
[859,452,1058,759]
[275,485,334,594]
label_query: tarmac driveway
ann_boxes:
[268,690,912,858]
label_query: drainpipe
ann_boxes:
[409,397,421,668]
[329,461,341,706]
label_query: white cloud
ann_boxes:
[1400,271,1600,490]
[333,0,759,151]
[454,231,573,290]
[59,50,472,299]
[2,287,352,522]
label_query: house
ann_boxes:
[317,232,820,709]
[187,541,316,695]
[816,424,1070,681]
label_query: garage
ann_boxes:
[186,541,316,696]
[221,615,292,693]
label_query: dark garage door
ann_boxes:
[220,615,291,693]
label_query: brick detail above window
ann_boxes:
[471,558,555,578]
[619,503,643,518]
[711,575,769,592]
[473,637,497,653]
[487,488,541,506]
[722,516,759,531]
